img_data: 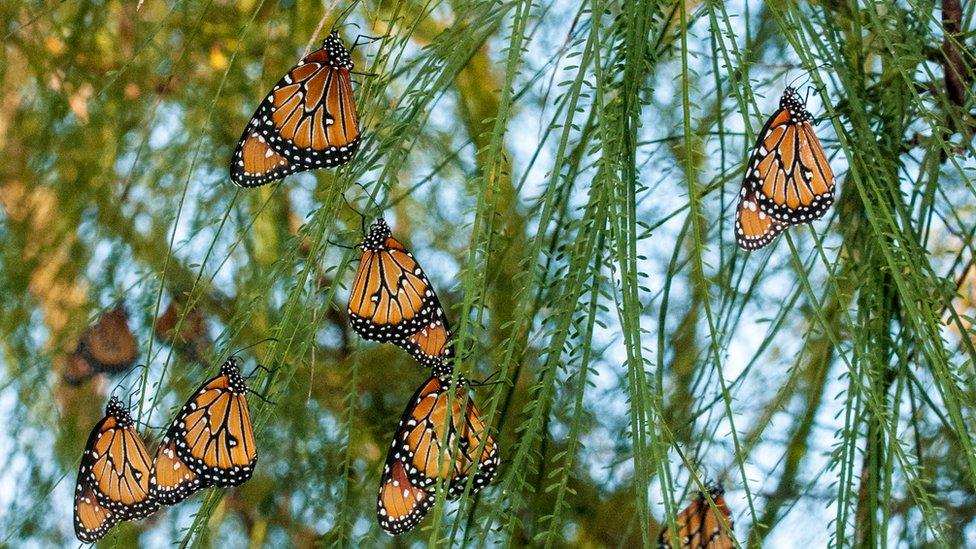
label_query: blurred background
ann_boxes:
[1,0,975,546]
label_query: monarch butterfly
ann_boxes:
[377,374,499,535]
[348,219,447,344]
[658,485,734,549]
[74,397,158,542]
[79,304,139,374]
[230,31,360,187]
[156,357,258,487]
[735,86,835,250]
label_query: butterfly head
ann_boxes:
[323,31,354,70]
[105,396,132,426]
[780,86,812,123]
[361,218,391,251]
[220,357,248,392]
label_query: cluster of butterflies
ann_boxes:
[70,22,831,542]
[347,218,500,534]
[73,358,258,542]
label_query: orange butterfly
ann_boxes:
[231,32,360,187]
[78,304,139,375]
[735,87,834,250]
[74,397,158,542]
[151,357,258,490]
[377,374,499,535]
[658,485,734,548]
[348,219,448,344]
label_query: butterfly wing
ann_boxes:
[658,489,734,549]
[397,320,454,372]
[230,131,306,187]
[74,478,118,543]
[80,305,139,374]
[149,427,212,505]
[744,89,835,225]
[450,394,499,497]
[376,459,435,536]
[734,188,787,250]
[169,359,258,487]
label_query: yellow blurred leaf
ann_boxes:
[209,45,229,71]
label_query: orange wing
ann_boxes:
[80,304,138,374]
[74,480,117,543]
[734,188,786,250]
[230,131,304,187]
[376,459,435,535]
[659,487,734,549]
[149,431,211,505]
[230,32,360,187]
[744,87,835,225]
[348,219,447,343]
[166,358,257,487]
[77,397,158,523]
[398,320,454,373]
[386,375,498,495]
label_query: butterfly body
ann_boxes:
[735,87,835,249]
[231,32,360,187]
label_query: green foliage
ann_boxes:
[0,0,974,547]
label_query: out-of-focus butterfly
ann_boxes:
[658,484,734,548]
[155,300,211,362]
[74,397,158,542]
[230,32,360,187]
[376,374,498,535]
[78,304,139,375]
[735,86,834,250]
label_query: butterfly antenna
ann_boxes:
[246,387,275,405]
[228,338,280,359]
[328,238,357,250]
[246,363,279,378]
[341,189,367,234]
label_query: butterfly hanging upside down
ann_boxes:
[230,31,361,187]
[74,397,158,543]
[376,373,499,535]
[735,86,835,250]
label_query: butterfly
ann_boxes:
[78,304,139,375]
[230,31,361,187]
[658,484,734,549]
[151,357,258,491]
[735,86,835,250]
[74,396,158,542]
[155,300,211,363]
[376,374,499,535]
[347,219,448,345]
